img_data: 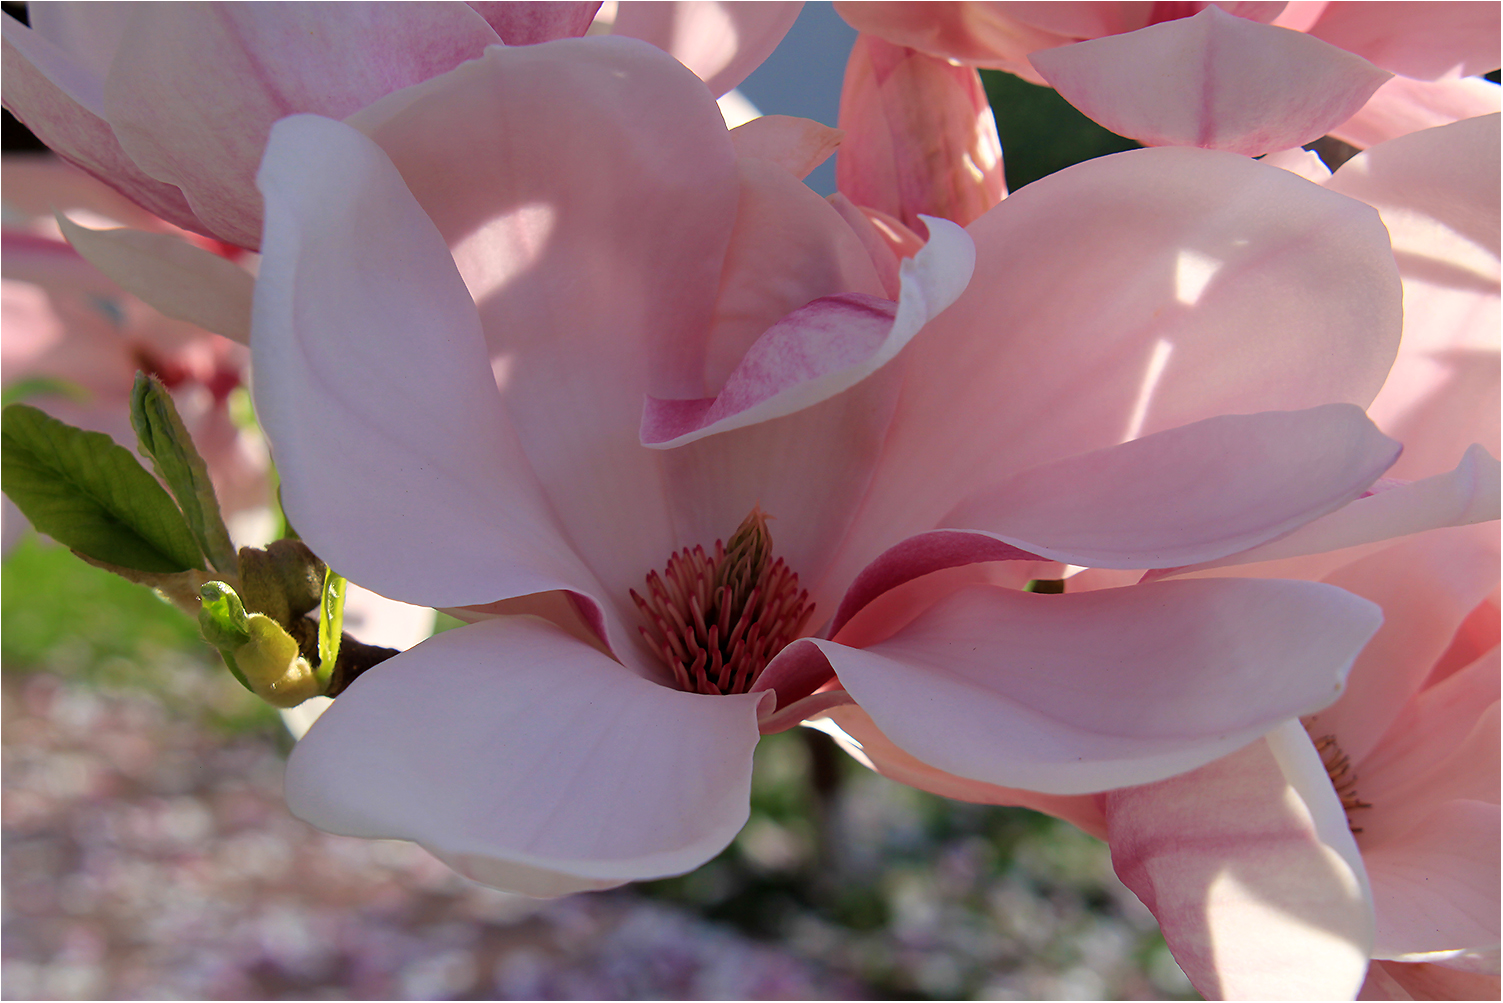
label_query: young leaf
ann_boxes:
[2,404,204,573]
[130,372,238,573]
[317,568,346,688]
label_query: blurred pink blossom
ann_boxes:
[835,1,1500,153]
[0,2,603,249]
[1,155,270,550]
[243,37,1444,896]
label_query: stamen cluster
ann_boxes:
[631,509,815,696]
[1311,733,1373,833]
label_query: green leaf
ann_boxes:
[1,376,91,408]
[317,567,346,689]
[2,403,205,573]
[198,581,254,692]
[130,372,238,573]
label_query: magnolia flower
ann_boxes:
[0,1,603,249]
[818,114,1502,999]
[252,37,1418,897]
[835,2,1501,154]
[1,155,270,549]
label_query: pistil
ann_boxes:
[631,508,815,696]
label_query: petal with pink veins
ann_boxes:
[253,114,603,617]
[805,578,1381,794]
[285,616,767,896]
[642,215,974,447]
[1030,6,1392,155]
[611,1,802,96]
[1105,722,1374,1001]
[464,1,601,44]
[1,21,203,234]
[1365,799,1501,962]
[1362,960,1503,1000]
[103,3,503,249]
[945,403,1400,570]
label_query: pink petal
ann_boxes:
[1106,723,1374,1001]
[809,578,1381,793]
[1330,114,1501,480]
[23,3,132,96]
[1365,800,1501,961]
[829,529,1045,638]
[464,1,601,43]
[642,215,974,447]
[1357,651,1501,845]
[612,1,802,96]
[252,114,603,617]
[286,616,766,896]
[824,144,1402,594]
[728,114,844,179]
[836,33,1005,230]
[55,216,253,343]
[1363,961,1503,1001]
[1003,3,1287,39]
[1158,444,1500,577]
[1030,6,1392,155]
[1333,75,1503,149]
[1307,1,1502,80]
[102,3,503,248]
[349,40,741,606]
[697,157,887,396]
[807,705,1109,839]
[1,20,204,234]
[1302,524,1501,763]
[944,403,1400,569]
[833,1,1072,70]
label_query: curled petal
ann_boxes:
[1106,723,1374,1001]
[286,617,765,896]
[642,215,974,446]
[945,403,1400,569]
[1030,6,1392,155]
[811,578,1381,794]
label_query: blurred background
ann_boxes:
[2,3,1199,998]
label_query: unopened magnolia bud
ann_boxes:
[234,615,321,708]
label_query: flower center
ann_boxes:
[630,508,815,696]
[1309,731,1372,834]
